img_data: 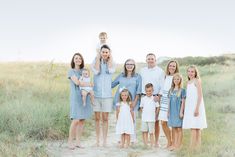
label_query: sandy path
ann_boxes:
[47,113,175,157]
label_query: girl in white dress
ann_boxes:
[116,89,134,148]
[183,65,207,149]
[158,60,179,148]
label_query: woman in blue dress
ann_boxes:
[112,59,142,143]
[67,53,93,149]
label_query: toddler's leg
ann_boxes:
[81,90,88,106]
[89,90,95,105]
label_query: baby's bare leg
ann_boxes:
[89,90,95,105]
[81,90,88,106]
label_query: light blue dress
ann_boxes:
[168,88,186,127]
[112,73,142,111]
[68,69,92,120]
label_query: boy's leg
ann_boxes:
[148,122,155,147]
[141,121,148,146]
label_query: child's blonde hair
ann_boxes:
[169,73,183,97]
[187,65,200,80]
[165,60,179,75]
[119,89,132,105]
[99,32,108,38]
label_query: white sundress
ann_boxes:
[116,102,134,135]
[183,81,207,129]
[158,75,173,121]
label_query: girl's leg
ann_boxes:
[155,120,160,147]
[196,129,201,148]
[172,127,175,147]
[125,134,130,148]
[161,121,172,148]
[190,129,197,149]
[102,112,109,147]
[169,128,177,150]
[68,120,79,149]
[130,111,137,144]
[120,134,125,148]
[177,128,183,149]
[95,112,100,146]
[75,119,85,147]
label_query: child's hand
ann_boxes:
[180,112,184,119]
[194,108,199,117]
[90,82,94,87]
[154,95,160,102]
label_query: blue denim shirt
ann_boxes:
[91,59,116,98]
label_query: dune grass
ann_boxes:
[0,56,234,156]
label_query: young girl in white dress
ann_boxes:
[183,65,207,149]
[116,89,134,148]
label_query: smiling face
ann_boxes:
[125,59,135,73]
[168,61,177,75]
[82,70,89,78]
[146,54,156,68]
[173,75,181,87]
[100,47,110,60]
[99,35,107,44]
[145,87,153,97]
[120,91,129,102]
[187,67,196,80]
[73,55,83,67]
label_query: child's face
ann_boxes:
[100,48,110,60]
[187,68,196,80]
[73,55,82,66]
[173,76,181,86]
[121,91,128,101]
[99,35,107,44]
[168,62,177,75]
[82,71,89,78]
[146,55,156,68]
[145,87,153,97]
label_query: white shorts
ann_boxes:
[93,98,113,112]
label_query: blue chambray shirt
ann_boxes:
[91,59,116,98]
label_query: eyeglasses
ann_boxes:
[125,64,135,66]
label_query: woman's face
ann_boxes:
[100,48,110,60]
[168,62,177,75]
[125,60,135,72]
[73,55,82,66]
[187,68,196,80]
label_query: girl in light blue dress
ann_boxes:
[67,53,92,149]
[168,73,186,150]
[112,59,142,143]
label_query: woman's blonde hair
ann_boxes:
[187,65,200,80]
[165,60,179,75]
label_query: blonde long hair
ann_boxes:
[187,65,200,80]
[169,73,183,97]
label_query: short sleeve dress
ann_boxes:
[168,88,186,127]
[68,69,92,120]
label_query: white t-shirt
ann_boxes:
[140,96,159,122]
[140,66,165,95]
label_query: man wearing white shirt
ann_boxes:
[140,83,160,147]
[140,53,165,147]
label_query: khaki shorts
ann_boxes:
[141,121,155,133]
[93,98,113,112]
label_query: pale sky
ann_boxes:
[0,0,235,63]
